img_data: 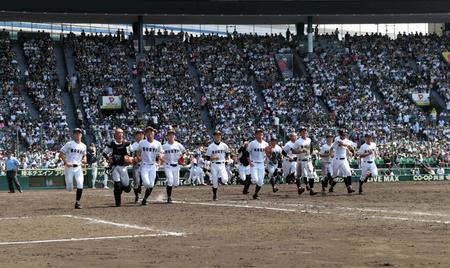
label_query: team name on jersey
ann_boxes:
[211,150,226,155]
[70,148,85,154]
[143,147,161,152]
[253,148,265,152]
[165,149,181,154]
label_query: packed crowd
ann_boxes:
[22,35,69,151]
[0,37,32,153]
[140,39,209,147]
[66,33,141,147]
[0,31,448,170]
[191,34,264,146]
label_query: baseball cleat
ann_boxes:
[347,187,355,194]
[272,188,279,193]
[141,199,147,206]
[252,193,259,200]
[213,197,218,201]
[74,202,82,209]
[298,187,305,195]
[167,197,173,203]
[310,190,318,196]
[134,196,139,204]
[329,187,334,193]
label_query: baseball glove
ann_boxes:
[123,155,135,166]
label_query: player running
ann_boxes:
[205,130,230,201]
[319,133,334,193]
[357,133,378,194]
[59,128,87,209]
[162,129,186,203]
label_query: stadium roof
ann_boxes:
[1,0,450,24]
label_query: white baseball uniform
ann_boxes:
[320,143,333,177]
[238,146,250,181]
[331,137,352,177]
[206,142,230,188]
[131,141,142,190]
[294,137,315,179]
[248,140,269,187]
[282,140,297,178]
[162,141,186,187]
[358,142,378,181]
[61,141,87,191]
[129,139,163,189]
[267,145,282,179]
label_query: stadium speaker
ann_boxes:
[296,23,305,36]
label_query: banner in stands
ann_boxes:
[411,93,430,106]
[100,96,122,110]
[275,54,293,79]
[442,52,450,64]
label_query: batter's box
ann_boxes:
[0,215,186,246]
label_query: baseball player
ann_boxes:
[319,133,334,193]
[103,128,133,207]
[357,133,378,194]
[162,129,186,203]
[329,129,355,194]
[206,130,230,201]
[131,129,144,203]
[59,128,87,209]
[237,139,251,188]
[245,128,270,200]
[267,136,282,193]
[292,126,318,196]
[282,132,297,184]
[128,127,164,205]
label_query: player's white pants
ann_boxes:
[112,165,130,187]
[195,166,204,184]
[282,160,296,177]
[211,163,228,188]
[332,158,352,178]
[360,162,378,181]
[321,161,333,177]
[239,165,250,181]
[91,163,98,186]
[296,160,315,179]
[140,163,157,188]
[268,164,277,178]
[133,165,141,189]
[251,163,265,187]
[65,166,83,191]
[189,165,197,183]
[164,165,180,187]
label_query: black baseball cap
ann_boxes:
[299,126,307,131]
[145,126,155,133]
[135,129,144,135]
[364,133,373,138]
[167,129,176,135]
[338,129,347,135]
[255,128,264,134]
[213,130,222,136]
[73,128,82,134]
[326,133,333,138]
[270,135,278,141]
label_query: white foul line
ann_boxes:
[59,215,186,236]
[0,234,170,246]
[173,200,450,225]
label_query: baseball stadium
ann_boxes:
[0,1,449,267]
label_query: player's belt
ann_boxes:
[365,161,373,164]
[336,158,346,160]
[169,164,178,167]
[143,163,154,165]
[213,162,224,164]
[300,159,310,162]
[68,164,79,168]
[252,161,263,164]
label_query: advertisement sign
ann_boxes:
[411,93,430,106]
[101,96,122,110]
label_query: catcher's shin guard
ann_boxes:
[113,182,123,207]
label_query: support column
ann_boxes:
[307,16,313,53]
